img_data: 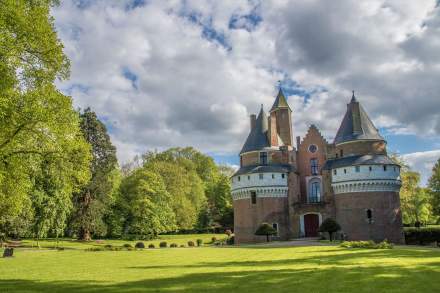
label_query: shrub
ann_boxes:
[170,243,178,248]
[340,240,393,249]
[211,237,217,243]
[188,241,195,247]
[255,223,277,242]
[135,242,145,249]
[196,239,203,247]
[159,241,167,248]
[86,247,105,252]
[225,230,232,237]
[318,218,341,241]
[404,227,440,245]
[148,244,155,249]
[104,244,113,249]
[227,236,235,245]
[123,243,132,248]
[180,244,185,248]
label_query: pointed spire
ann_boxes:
[270,86,291,112]
[240,106,269,154]
[351,90,357,102]
[334,94,384,145]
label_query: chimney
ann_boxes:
[296,136,301,148]
[250,114,256,130]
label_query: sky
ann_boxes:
[52,0,440,185]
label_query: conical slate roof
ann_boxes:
[270,88,291,112]
[240,106,270,154]
[334,93,384,145]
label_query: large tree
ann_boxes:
[71,109,118,240]
[117,169,176,238]
[400,171,433,225]
[0,0,91,237]
[428,158,440,221]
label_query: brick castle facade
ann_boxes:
[231,89,404,244]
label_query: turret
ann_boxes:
[269,88,293,147]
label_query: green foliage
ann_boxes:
[187,241,195,247]
[71,109,118,240]
[255,223,277,242]
[159,241,167,248]
[428,158,440,219]
[340,240,393,249]
[117,168,176,239]
[319,218,341,241]
[135,242,145,249]
[148,244,155,249]
[170,243,178,248]
[196,239,203,246]
[404,227,440,245]
[0,0,91,239]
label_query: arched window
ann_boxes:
[308,178,321,203]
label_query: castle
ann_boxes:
[231,88,404,244]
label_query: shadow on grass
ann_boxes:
[1,263,439,293]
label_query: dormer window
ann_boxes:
[260,152,268,165]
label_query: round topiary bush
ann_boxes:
[255,223,277,242]
[123,243,132,248]
[187,241,195,247]
[148,244,155,249]
[159,241,167,248]
[318,218,341,241]
[196,239,203,246]
[211,237,217,243]
[170,243,178,248]
[135,242,145,249]
[180,244,185,248]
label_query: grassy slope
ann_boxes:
[0,241,439,293]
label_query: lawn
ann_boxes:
[1,237,439,293]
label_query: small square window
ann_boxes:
[369,166,372,172]
[272,174,275,179]
[259,173,264,180]
[238,176,241,181]
[282,173,285,179]
[333,169,337,175]
[251,191,256,204]
[383,165,387,171]
[344,169,347,174]
[248,175,250,180]
[355,166,360,173]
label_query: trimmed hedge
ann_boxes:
[404,227,440,245]
[340,240,393,249]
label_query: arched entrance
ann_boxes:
[304,214,320,237]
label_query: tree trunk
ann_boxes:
[329,232,333,241]
[80,228,91,241]
[266,234,269,242]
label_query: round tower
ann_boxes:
[327,92,404,243]
[232,90,296,244]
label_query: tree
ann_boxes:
[400,171,433,225]
[318,218,341,241]
[117,169,176,238]
[255,223,277,242]
[71,109,117,240]
[428,158,440,220]
[0,0,91,238]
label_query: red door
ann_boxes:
[304,214,319,237]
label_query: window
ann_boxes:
[240,156,243,167]
[308,144,318,153]
[259,173,264,180]
[355,166,360,173]
[282,173,285,179]
[272,223,279,236]
[238,176,241,182]
[394,167,396,172]
[308,179,321,203]
[383,165,387,171]
[369,166,372,172]
[248,175,250,180]
[310,158,319,175]
[251,191,257,204]
[272,174,275,179]
[366,209,373,224]
[340,149,344,157]
[334,169,337,175]
[344,169,347,174]
[260,152,268,165]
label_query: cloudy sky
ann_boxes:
[52,0,440,185]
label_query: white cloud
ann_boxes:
[52,0,440,163]
[403,150,440,186]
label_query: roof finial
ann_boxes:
[351,90,357,102]
[260,103,264,111]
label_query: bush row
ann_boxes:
[340,240,393,249]
[86,239,214,251]
[404,227,440,245]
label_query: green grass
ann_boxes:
[0,238,439,292]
